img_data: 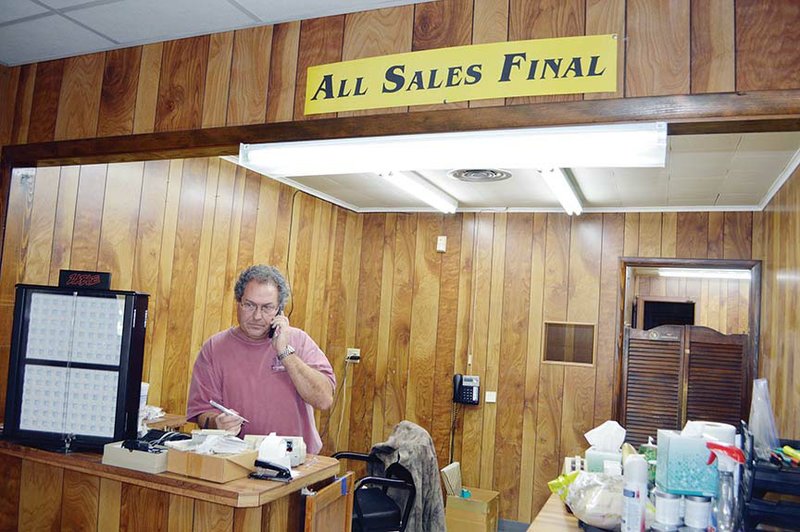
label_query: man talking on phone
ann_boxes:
[186,265,335,454]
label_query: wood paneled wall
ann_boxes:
[0,162,756,522]
[0,159,362,440]
[0,0,798,525]
[634,275,751,335]
[757,163,800,443]
[1,0,797,154]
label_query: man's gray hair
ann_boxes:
[234,265,291,308]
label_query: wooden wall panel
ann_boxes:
[480,213,506,489]
[585,0,625,100]
[412,0,472,112]
[70,164,107,270]
[430,215,463,463]
[3,0,800,524]
[60,470,100,531]
[507,0,585,105]
[340,7,413,117]
[98,479,122,532]
[168,494,194,532]
[161,158,208,414]
[759,164,800,440]
[97,47,142,137]
[27,59,64,143]
[294,16,344,120]
[495,214,532,517]
[266,22,301,123]
[155,37,209,132]
[97,162,144,289]
[11,63,35,144]
[20,167,59,285]
[0,453,21,531]
[691,0,735,94]
[133,43,163,134]
[202,32,234,128]
[625,0,690,97]
[736,0,800,91]
[0,65,20,146]
[55,52,104,140]
[470,0,508,109]
[18,460,63,530]
[227,26,272,126]
[406,214,442,432]
[120,484,169,531]
[676,212,709,259]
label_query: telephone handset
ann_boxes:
[453,374,480,405]
[268,304,285,338]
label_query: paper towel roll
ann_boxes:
[701,422,736,444]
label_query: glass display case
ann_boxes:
[3,284,148,452]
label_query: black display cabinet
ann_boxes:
[3,284,148,452]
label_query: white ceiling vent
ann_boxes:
[449,169,512,182]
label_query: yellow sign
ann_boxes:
[305,34,617,115]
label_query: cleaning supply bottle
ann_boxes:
[706,441,745,532]
[621,454,648,532]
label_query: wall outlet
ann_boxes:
[346,348,361,363]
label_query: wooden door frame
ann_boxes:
[616,256,762,422]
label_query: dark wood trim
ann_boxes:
[2,90,800,168]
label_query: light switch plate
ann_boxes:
[436,235,447,252]
[485,391,497,403]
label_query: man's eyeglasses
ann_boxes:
[239,301,280,316]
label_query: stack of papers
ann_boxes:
[440,461,462,496]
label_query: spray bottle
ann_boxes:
[706,441,745,532]
[621,454,648,532]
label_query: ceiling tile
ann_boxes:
[67,0,255,44]
[670,134,741,153]
[0,14,113,65]
[715,193,761,206]
[38,0,120,9]
[0,0,49,24]
[737,131,800,151]
[234,0,434,23]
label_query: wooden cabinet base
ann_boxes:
[0,441,338,531]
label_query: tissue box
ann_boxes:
[167,448,257,483]
[446,487,499,532]
[656,429,718,497]
[585,447,622,473]
[102,441,168,474]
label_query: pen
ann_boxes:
[209,400,249,423]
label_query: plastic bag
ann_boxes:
[564,471,623,530]
[547,471,580,502]
[749,378,780,461]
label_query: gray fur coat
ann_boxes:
[367,420,446,532]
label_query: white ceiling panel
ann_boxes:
[0,0,48,24]
[38,0,120,9]
[234,0,434,24]
[67,0,256,43]
[670,134,741,153]
[0,13,113,65]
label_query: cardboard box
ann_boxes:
[446,487,499,532]
[166,447,258,483]
[102,441,168,474]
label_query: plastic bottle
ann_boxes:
[706,441,745,532]
[621,454,648,532]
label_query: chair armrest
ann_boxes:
[355,476,414,494]
[332,451,372,462]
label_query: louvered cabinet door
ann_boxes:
[684,326,747,427]
[622,325,685,446]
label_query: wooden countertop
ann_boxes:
[529,494,581,531]
[0,440,338,508]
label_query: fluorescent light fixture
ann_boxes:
[379,171,458,213]
[657,268,751,280]
[238,122,667,177]
[541,168,582,215]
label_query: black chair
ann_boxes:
[333,451,416,532]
